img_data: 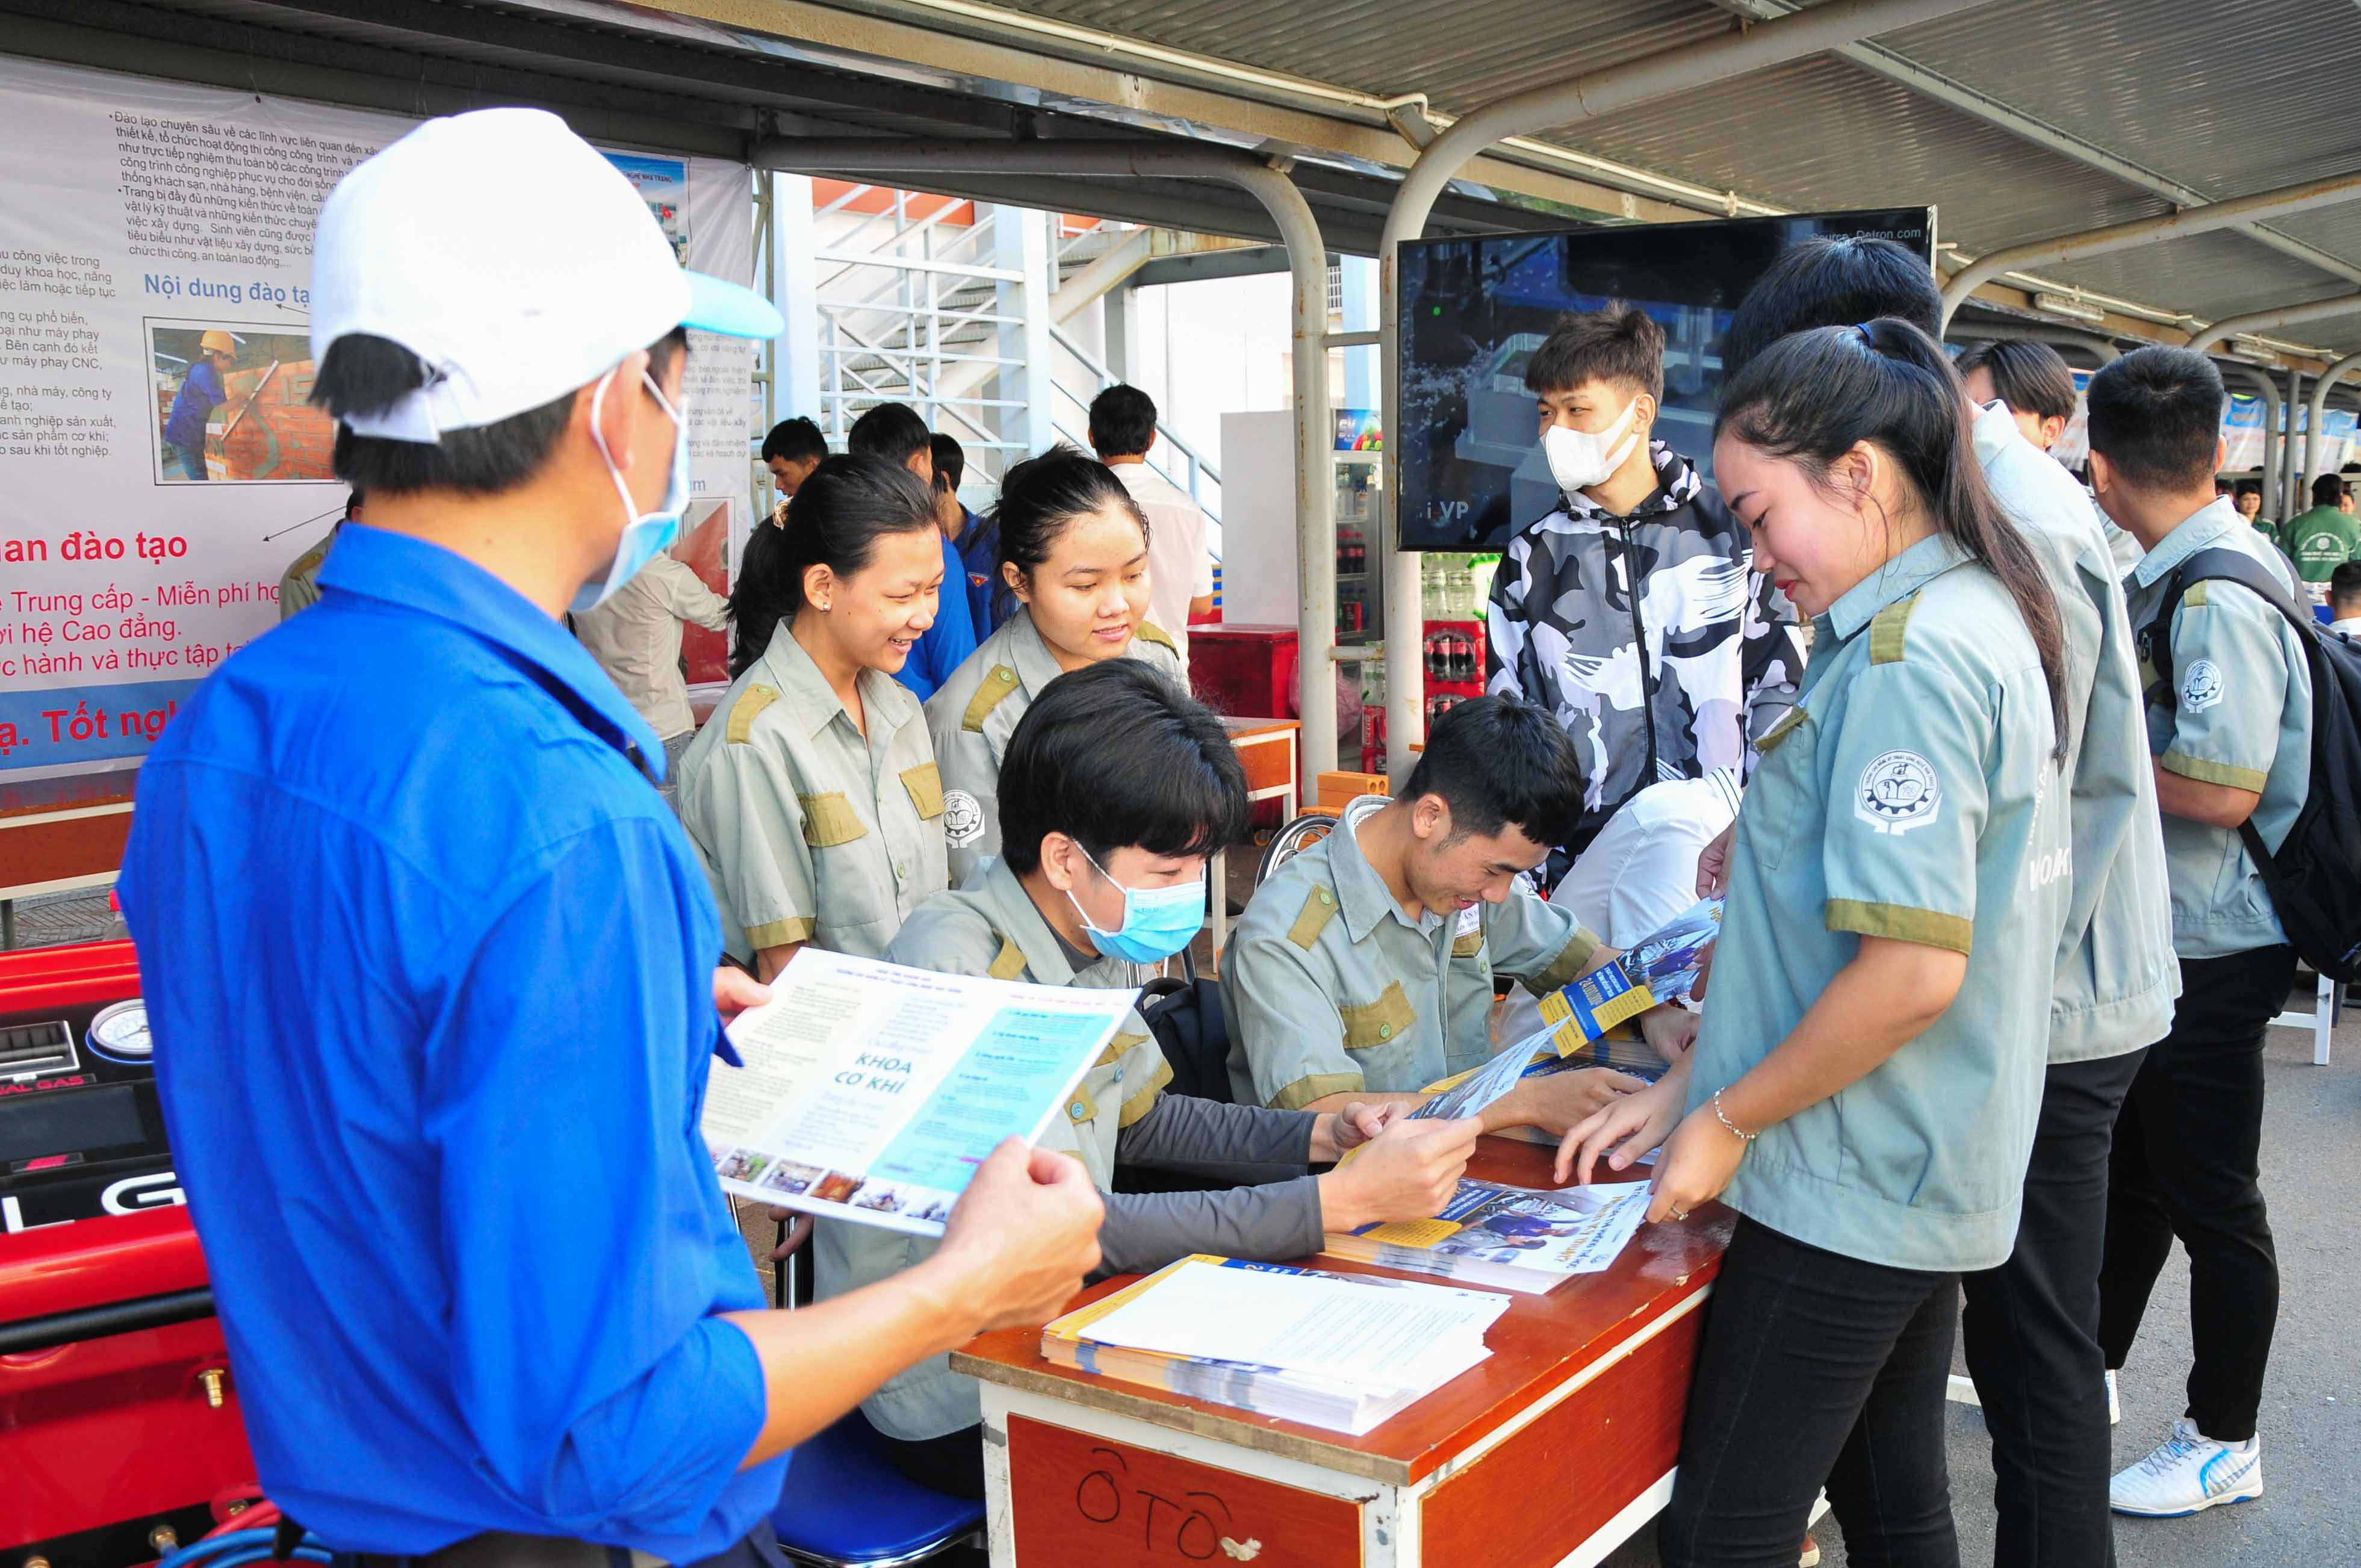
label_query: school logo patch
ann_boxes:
[2180,658,2224,713]
[1454,902,1483,938]
[943,789,985,847]
[1856,750,1942,835]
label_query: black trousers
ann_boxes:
[2098,944,2291,1445]
[873,1418,988,1500]
[1661,1218,1960,1568]
[340,1522,787,1568]
[1960,1047,2147,1568]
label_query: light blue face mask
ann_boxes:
[573,368,690,614]
[1067,847,1205,965]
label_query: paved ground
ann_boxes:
[1604,984,2360,1568]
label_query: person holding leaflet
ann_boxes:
[1566,320,2073,1567]
[827,659,1479,1497]
[1223,693,1677,1124]
[115,109,1100,1567]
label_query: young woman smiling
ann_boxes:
[678,454,953,980]
[1562,320,2073,1567]
[928,445,1187,884]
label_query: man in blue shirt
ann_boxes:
[163,328,236,480]
[933,432,1007,635]
[117,107,1101,1567]
[845,402,978,698]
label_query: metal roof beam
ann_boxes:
[1949,320,2120,364]
[2189,293,2361,353]
[1373,0,1999,775]
[1939,172,2361,330]
[2304,350,2361,484]
[1710,0,2361,289]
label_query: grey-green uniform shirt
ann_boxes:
[1689,536,2070,1274]
[1221,796,1601,1109]
[824,858,1323,1440]
[1972,403,2178,1062]
[2123,497,2314,959]
[676,626,950,962]
[924,609,1185,886]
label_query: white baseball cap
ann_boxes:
[310,107,782,442]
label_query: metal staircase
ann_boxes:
[798,186,1222,518]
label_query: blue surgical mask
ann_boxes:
[1067,847,1205,965]
[574,368,689,613]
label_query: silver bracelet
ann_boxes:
[1713,1088,1759,1144]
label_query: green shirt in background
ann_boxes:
[2280,503,2361,583]
[1220,796,1599,1109]
[1688,536,2070,1274]
[2123,497,2315,958]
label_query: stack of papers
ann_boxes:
[1041,1255,1510,1434]
[1323,1179,1652,1294]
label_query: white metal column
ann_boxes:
[994,205,1057,462]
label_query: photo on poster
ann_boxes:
[675,497,732,686]
[147,320,339,486]
[604,152,690,265]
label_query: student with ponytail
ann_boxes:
[678,454,952,978]
[1564,319,2074,1566]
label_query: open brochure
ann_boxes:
[701,947,1134,1237]
[1323,1178,1653,1294]
[1539,896,1721,1044]
[1042,1255,1506,1433]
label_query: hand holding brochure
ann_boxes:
[701,948,1134,1236]
[1538,897,1722,1045]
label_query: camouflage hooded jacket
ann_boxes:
[1485,442,1804,849]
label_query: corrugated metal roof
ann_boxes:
[1000,0,2361,351]
[1005,0,1731,114]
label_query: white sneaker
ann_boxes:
[2106,1368,2120,1426]
[2110,1418,2263,1516]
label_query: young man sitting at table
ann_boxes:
[1221,693,1694,1123]
[819,658,1482,1499]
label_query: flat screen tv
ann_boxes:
[1395,207,1935,552]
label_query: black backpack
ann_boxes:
[2142,548,2361,981]
[1136,974,1235,1105]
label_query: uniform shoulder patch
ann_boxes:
[1868,593,1920,665]
[987,935,1028,981]
[943,789,986,846]
[2183,581,2209,610]
[1854,749,1943,834]
[725,683,781,744]
[2179,657,2224,713]
[1134,619,1178,653]
[1287,885,1341,950]
[961,665,1022,733]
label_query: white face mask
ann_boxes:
[1542,398,1644,495]
[574,368,690,614]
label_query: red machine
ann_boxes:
[0,941,257,1568]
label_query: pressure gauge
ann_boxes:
[87,999,154,1065]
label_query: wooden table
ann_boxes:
[954,1137,1733,1568]
[1209,717,1300,952]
